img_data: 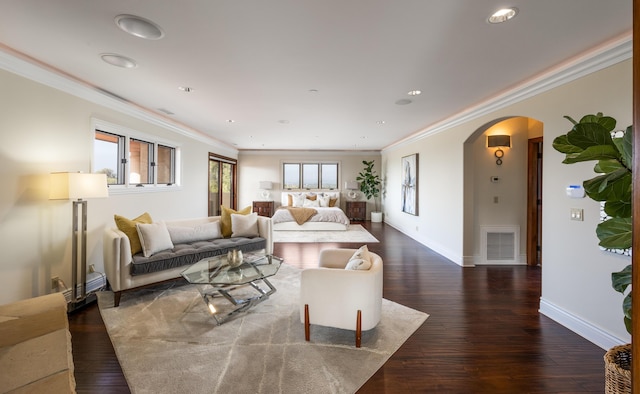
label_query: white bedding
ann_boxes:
[272,207,350,230]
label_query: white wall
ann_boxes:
[381,59,632,346]
[238,151,381,215]
[0,68,234,303]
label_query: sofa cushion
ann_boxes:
[220,206,251,238]
[114,212,152,255]
[166,221,222,244]
[231,212,259,237]
[136,222,174,257]
[130,236,267,275]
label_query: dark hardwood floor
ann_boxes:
[69,222,605,393]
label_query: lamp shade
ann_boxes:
[49,172,109,200]
[487,135,511,148]
[259,181,273,190]
[345,181,359,190]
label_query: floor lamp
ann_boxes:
[50,172,108,311]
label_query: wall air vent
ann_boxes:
[480,226,520,264]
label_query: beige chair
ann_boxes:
[300,247,383,347]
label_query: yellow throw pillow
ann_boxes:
[114,212,153,256]
[220,206,251,237]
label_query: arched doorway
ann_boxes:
[462,116,543,266]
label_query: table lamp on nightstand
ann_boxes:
[345,181,359,200]
[259,181,273,200]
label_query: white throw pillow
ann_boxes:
[345,245,372,270]
[166,221,221,244]
[136,222,174,257]
[318,195,331,207]
[291,194,306,207]
[303,198,320,208]
[231,212,259,237]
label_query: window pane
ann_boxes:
[94,131,123,185]
[130,139,153,184]
[302,164,319,189]
[157,145,174,184]
[321,163,338,189]
[283,163,300,189]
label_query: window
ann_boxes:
[92,119,179,190]
[282,162,339,190]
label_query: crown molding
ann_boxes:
[0,46,238,156]
[383,32,632,153]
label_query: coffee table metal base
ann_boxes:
[198,278,276,325]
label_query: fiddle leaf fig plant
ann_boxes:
[356,160,382,212]
[553,112,632,334]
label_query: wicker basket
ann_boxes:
[604,344,631,394]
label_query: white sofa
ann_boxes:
[300,247,383,347]
[103,215,273,307]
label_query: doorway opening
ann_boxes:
[208,153,237,216]
[527,137,543,266]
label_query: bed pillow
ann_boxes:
[318,195,331,207]
[231,212,259,237]
[221,206,252,237]
[114,212,153,256]
[345,245,372,270]
[166,221,221,244]
[303,198,320,208]
[136,222,174,257]
[291,194,306,207]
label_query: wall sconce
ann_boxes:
[487,135,511,165]
[259,181,273,200]
[345,181,360,200]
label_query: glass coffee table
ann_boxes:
[181,252,284,324]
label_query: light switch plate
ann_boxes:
[570,208,583,221]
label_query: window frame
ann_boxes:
[282,161,340,191]
[92,118,181,194]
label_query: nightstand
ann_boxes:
[252,201,274,217]
[345,201,366,222]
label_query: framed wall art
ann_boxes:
[401,153,418,215]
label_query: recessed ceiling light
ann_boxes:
[115,14,165,40]
[226,119,235,123]
[308,89,319,93]
[407,90,421,96]
[488,8,518,24]
[178,86,193,92]
[278,120,290,124]
[376,120,386,125]
[395,99,412,105]
[100,53,137,68]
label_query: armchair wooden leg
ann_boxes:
[355,310,362,348]
[304,304,310,342]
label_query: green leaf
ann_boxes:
[579,113,616,132]
[612,264,632,294]
[583,169,631,201]
[594,159,624,174]
[612,126,633,169]
[561,145,620,164]
[563,115,578,125]
[604,200,632,219]
[552,135,583,154]
[566,122,614,149]
[596,217,632,250]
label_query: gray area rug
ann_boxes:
[273,224,379,243]
[98,263,427,394]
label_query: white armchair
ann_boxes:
[300,247,383,347]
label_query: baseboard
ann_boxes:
[59,272,107,303]
[539,297,628,350]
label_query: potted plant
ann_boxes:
[553,112,632,393]
[356,160,383,222]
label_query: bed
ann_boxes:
[272,192,350,231]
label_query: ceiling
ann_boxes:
[0,1,632,151]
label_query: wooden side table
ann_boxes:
[345,201,366,222]
[253,201,274,217]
